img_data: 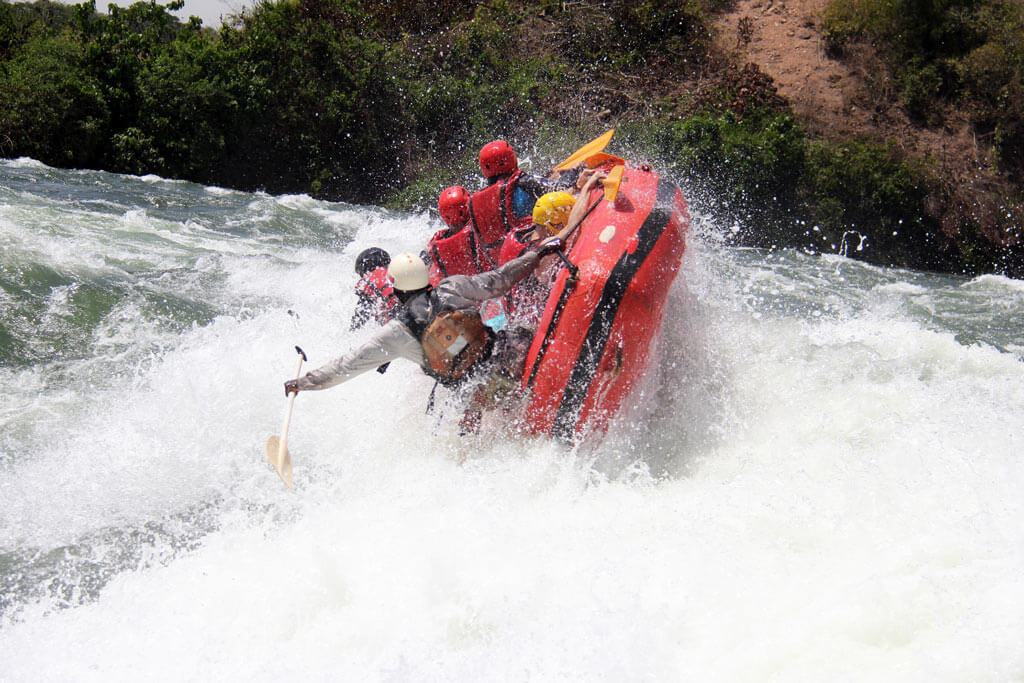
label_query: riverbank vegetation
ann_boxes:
[0,0,1020,276]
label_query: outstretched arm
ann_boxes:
[286,321,423,393]
[438,251,540,305]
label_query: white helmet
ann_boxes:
[387,252,429,291]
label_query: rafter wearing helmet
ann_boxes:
[468,140,580,269]
[350,247,399,331]
[427,185,483,286]
[284,238,566,401]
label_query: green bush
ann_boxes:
[133,27,235,179]
[0,0,78,58]
[898,59,944,123]
[822,0,1024,178]
[0,2,17,57]
[957,19,1024,175]
[385,1,568,180]
[821,0,982,60]
[547,0,712,71]
[361,0,479,37]
[81,0,190,132]
[110,126,162,172]
[216,0,409,198]
[612,0,710,57]
[627,111,960,271]
[637,111,806,244]
[803,140,949,270]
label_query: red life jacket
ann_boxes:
[468,170,531,269]
[427,226,483,286]
[355,266,398,325]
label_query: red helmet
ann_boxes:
[437,185,470,229]
[479,140,518,180]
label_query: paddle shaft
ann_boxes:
[277,349,305,462]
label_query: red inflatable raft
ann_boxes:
[520,163,690,440]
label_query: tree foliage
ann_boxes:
[0,0,1019,275]
[0,0,571,199]
[822,0,1024,178]
[0,32,108,164]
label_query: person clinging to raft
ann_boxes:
[349,247,399,331]
[492,168,608,332]
[283,238,567,398]
[498,167,608,266]
[466,140,581,269]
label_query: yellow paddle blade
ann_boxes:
[583,152,626,169]
[603,164,625,203]
[265,435,293,489]
[555,129,615,171]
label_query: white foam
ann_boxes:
[3,178,1024,679]
[2,157,47,169]
[203,185,237,196]
[963,272,1024,293]
[874,281,928,296]
[132,173,186,185]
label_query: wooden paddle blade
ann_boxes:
[603,164,625,203]
[265,435,293,489]
[555,129,615,171]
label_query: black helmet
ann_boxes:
[355,247,391,276]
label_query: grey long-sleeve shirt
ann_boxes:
[295,251,539,391]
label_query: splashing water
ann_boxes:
[1,160,1023,680]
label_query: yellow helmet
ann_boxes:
[532,191,575,234]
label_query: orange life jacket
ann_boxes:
[468,170,531,269]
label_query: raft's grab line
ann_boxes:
[550,179,678,440]
[524,197,603,389]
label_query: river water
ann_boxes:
[1,158,1022,680]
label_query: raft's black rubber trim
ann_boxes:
[526,270,577,388]
[551,180,677,441]
[524,196,602,388]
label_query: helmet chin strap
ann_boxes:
[395,286,430,303]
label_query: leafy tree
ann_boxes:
[134,24,235,178]
[217,0,409,197]
[80,0,189,143]
[0,33,109,164]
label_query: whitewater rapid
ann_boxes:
[1,159,1023,680]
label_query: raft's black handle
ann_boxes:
[555,251,579,280]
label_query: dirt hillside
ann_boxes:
[712,0,1006,239]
